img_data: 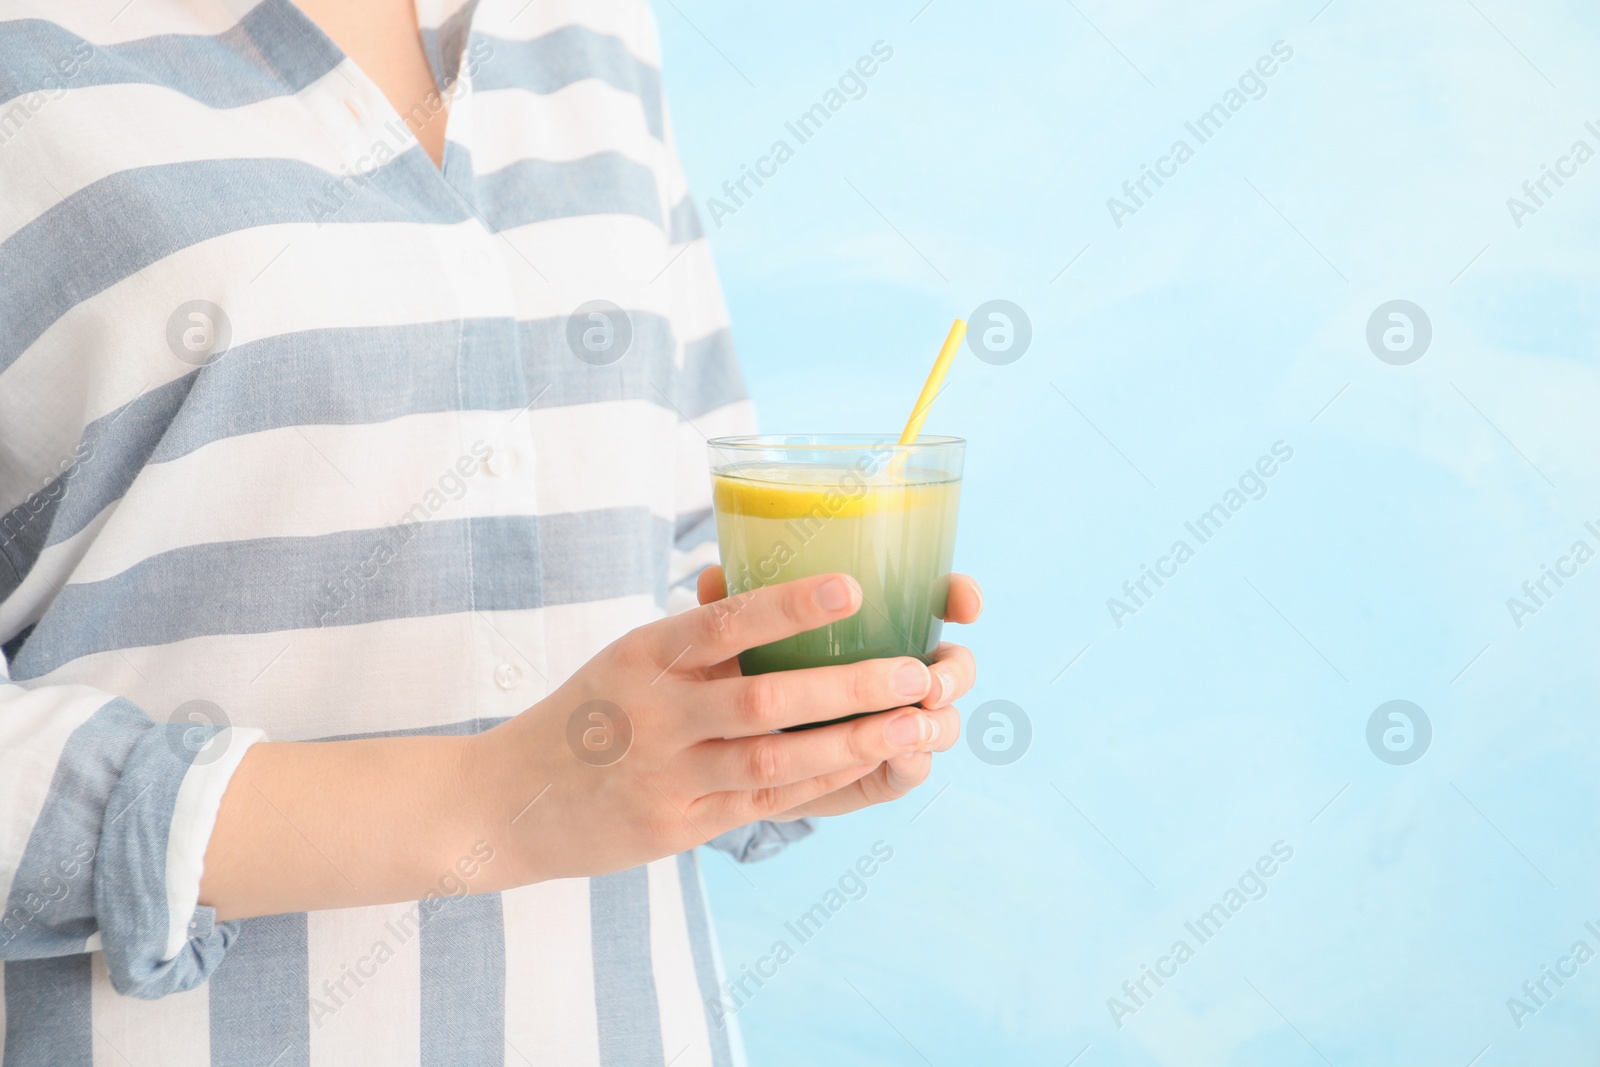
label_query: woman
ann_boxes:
[0,1,979,1063]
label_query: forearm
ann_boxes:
[199,735,492,921]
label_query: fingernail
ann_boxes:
[924,717,941,748]
[885,713,922,747]
[893,661,930,699]
[814,577,853,612]
[933,669,954,705]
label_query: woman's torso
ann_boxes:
[0,1,748,1062]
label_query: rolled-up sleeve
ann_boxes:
[707,819,815,863]
[0,658,261,998]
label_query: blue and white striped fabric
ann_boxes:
[0,1,805,1062]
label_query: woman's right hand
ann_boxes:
[465,573,951,887]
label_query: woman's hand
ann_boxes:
[466,570,980,887]
[695,565,981,821]
[202,569,982,920]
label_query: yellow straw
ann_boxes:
[898,318,966,445]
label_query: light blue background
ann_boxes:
[659,2,1600,1064]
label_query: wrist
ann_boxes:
[455,718,549,891]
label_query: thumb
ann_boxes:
[696,564,727,606]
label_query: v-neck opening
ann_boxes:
[274,0,463,176]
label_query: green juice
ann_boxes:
[712,464,962,677]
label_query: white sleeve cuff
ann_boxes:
[161,727,265,962]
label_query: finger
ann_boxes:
[919,705,960,753]
[882,752,932,795]
[922,643,976,709]
[691,763,878,829]
[775,753,935,819]
[838,753,932,808]
[698,656,932,736]
[696,564,726,606]
[653,573,862,670]
[686,705,945,789]
[943,574,983,624]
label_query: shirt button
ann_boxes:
[494,662,522,690]
[482,448,511,476]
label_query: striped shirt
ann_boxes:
[0,2,808,1063]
